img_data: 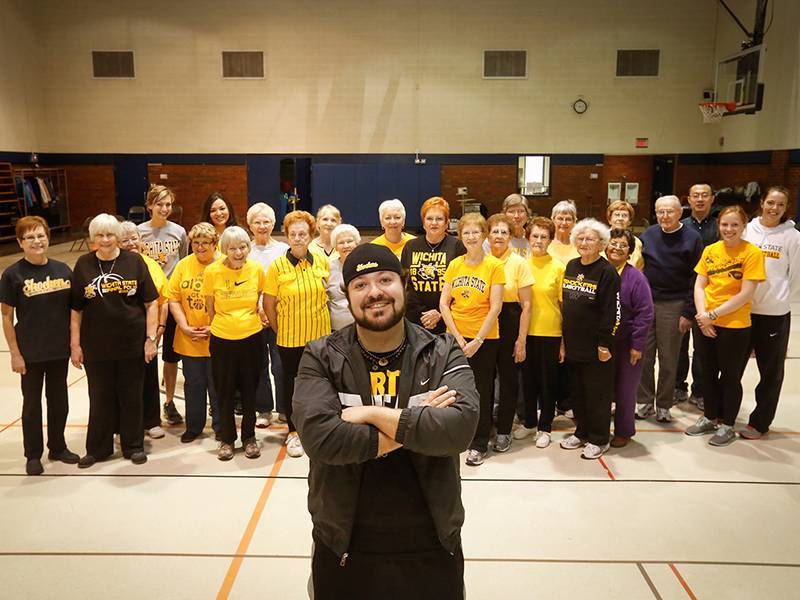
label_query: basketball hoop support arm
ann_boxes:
[717,0,769,46]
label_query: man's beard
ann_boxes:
[352,294,406,332]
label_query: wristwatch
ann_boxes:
[146,335,157,344]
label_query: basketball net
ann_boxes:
[698,102,737,123]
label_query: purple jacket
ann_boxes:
[616,264,654,351]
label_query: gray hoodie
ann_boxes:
[744,217,800,316]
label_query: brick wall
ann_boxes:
[146,164,248,229]
[544,164,605,220]
[602,156,654,225]
[440,165,518,218]
[56,165,116,232]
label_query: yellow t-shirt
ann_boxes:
[527,254,565,337]
[548,239,580,264]
[695,240,766,328]
[264,251,331,348]
[443,255,505,339]
[497,249,535,303]
[168,254,212,357]
[141,254,168,306]
[202,258,265,340]
[371,232,416,259]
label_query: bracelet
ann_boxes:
[707,310,718,321]
[475,337,484,344]
[157,324,166,330]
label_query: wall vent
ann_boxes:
[222,51,265,78]
[92,51,135,78]
[616,49,660,77]
[483,50,527,78]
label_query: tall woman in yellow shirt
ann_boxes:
[686,205,765,446]
[440,213,504,466]
[203,226,265,461]
[264,211,331,459]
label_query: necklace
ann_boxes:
[426,236,445,253]
[97,254,117,276]
[356,335,407,370]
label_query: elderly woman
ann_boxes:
[686,206,765,446]
[0,216,78,475]
[483,194,531,257]
[138,185,188,427]
[203,226,265,461]
[371,198,416,258]
[326,223,360,330]
[549,200,580,264]
[168,222,221,443]
[202,191,239,238]
[247,202,289,428]
[264,211,331,458]
[515,217,565,448]
[310,204,342,259]
[486,214,533,452]
[119,221,169,441]
[604,201,644,270]
[441,213,504,466]
[605,228,654,447]
[401,196,465,333]
[70,214,159,468]
[559,218,620,460]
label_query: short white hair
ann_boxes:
[570,218,610,249]
[89,213,122,239]
[118,221,139,239]
[551,200,577,219]
[378,199,405,220]
[331,224,361,247]
[246,202,276,225]
[655,195,682,210]
[219,226,252,255]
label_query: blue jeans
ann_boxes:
[181,355,220,436]
[255,328,286,413]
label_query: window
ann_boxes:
[616,49,660,77]
[483,50,527,78]
[92,51,135,78]
[518,155,551,196]
[222,51,265,78]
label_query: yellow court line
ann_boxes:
[216,445,288,599]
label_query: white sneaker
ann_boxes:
[581,442,610,460]
[564,409,575,419]
[513,425,536,440]
[535,431,551,448]
[277,413,288,423]
[256,412,272,428]
[146,425,165,439]
[285,433,304,458]
[559,434,585,450]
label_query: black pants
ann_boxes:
[85,357,145,458]
[676,329,704,396]
[279,345,306,433]
[142,353,161,429]
[20,359,69,459]
[495,303,521,435]
[210,333,262,444]
[555,362,572,412]
[311,536,464,600]
[568,359,614,446]
[692,325,751,427]
[521,336,561,432]
[749,313,790,433]
[466,338,499,452]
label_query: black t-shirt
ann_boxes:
[349,348,440,554]
[0,258,72,363]
[70,250,159,362]
[401,235,466,333]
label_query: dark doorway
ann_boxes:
[652,155,675,221]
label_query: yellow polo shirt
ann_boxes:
[168,254,212,357]
[202,258,265,340]
[443,255,505,339]
[371,232,416,259]
[527,254,565,337]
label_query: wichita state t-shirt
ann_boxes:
[443,254,505,339]
[695,240,766,328]
[168,254,213,357]
[202,258,265,340]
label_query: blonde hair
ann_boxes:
[316,204,342,222]
[145,185,175,208]
[188,222,218,243]
[457,213,488,237]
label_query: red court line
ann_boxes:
[669,563,698,599]
[0,417,21,435]
[216,445,288,599]
[598,456,616,480]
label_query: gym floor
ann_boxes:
[1,242,798,599]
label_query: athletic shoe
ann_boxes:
[581,443,609,460]
[695,396,705,411]
[656,408,673,423]
[685,416,718,436]
[513,425,536,440]
[709,425,736,446]
[494,434,511,453]
[689,394,704,411]
[564,409,575,419]
[277,413,287,423]
[256,412,272,429]
[218,443,234,461]
[129,451,148,465]
[243,438,261,459]
[635,404,655,420]
[740,425,764,440]
[465,449,486,466]
[234,400,243,416]
[673,388,689,403]
[535,431,551,448]
[48,448,80,464]
[286,433,304,458]
[180,431,199,444]
[26,458,44,475]
[610,436,629,448]
[163,402,184,425]
[559,434,586,450]
[146,425,165,439]
[78,454,97,469]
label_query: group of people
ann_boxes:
[2,184,797,475]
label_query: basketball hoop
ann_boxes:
[698,102,737,123]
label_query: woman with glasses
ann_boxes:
[549,200,580,264]
[605,201,644,270]
[327,224,360,330]
[483,194,531,257]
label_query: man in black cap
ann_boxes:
[293,243,479,599]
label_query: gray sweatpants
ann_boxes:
[637,298,685,410]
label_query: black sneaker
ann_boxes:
[78,454,97,469]
[48,448,80,464]
[26,458,44,475]
[163,402,184,425]
[129,451,148,465]
[180,431,199,444]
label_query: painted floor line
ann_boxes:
[636,563,664,600]
[669,563,699,599]
[598,456,616,480]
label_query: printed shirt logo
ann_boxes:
[451,274,487,301]
[562,274,598,299]
[759,243,782,260]
[706,257,744,280]
[409,251,447,292]
[356,261,378,272]
[142,239,181,268]
[22,276,71,297]
[370,369,400,407]
[84,273,138,298]
[180,275,206,311]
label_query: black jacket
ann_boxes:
[292,321,479,559]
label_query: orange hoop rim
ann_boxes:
[699,101,738,112]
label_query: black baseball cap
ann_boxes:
[342,243,403,287]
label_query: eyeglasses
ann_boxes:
[192,240,213,247]
[607,242,629,251]
[22,234,48,242]
[656,209,678,216]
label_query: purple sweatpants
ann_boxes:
[614,339,644,438]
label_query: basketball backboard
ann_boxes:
[714,44,765,114]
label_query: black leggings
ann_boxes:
[467,339,499,452]
[210,333,262,444]
[495,303,522,435]
[749,313,790,433]
[568,359,614,446]
[521,336,561,432]
[279,345,306,433]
